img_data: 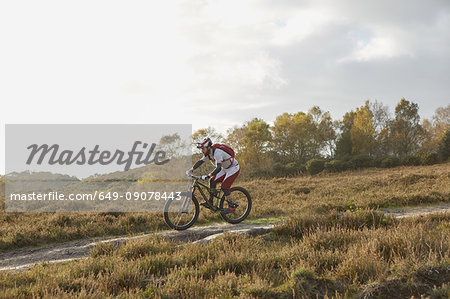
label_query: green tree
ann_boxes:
[271,108,335,164]
[271,112,316,164]
[335,111,355,158]
[390,99,423,157]
[438,129,450,161]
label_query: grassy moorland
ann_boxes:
[0,212,448,297]
[1,163,449,251]
[0,163,448,298]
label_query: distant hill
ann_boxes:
[5,171,80,193]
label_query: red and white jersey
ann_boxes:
[201,148,238,169]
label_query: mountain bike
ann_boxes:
[163,174,252,230]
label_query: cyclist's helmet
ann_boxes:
[197,137,212,148]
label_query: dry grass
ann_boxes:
[0,212,448,298]
[0,164,449,298]
[245,163,449,218]
[0,163,449,251]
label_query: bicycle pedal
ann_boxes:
[220,207,236,214]
[227,201,238,208]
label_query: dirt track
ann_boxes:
[0,222,274,272]
[380,202,450,218]
[1,203,449,272]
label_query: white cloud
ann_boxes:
[1,0,449,173]
[271,9,336,46]
[338,32,414,63]
[193,51,286,90]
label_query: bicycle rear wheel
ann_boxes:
[219,186,252,224]
[164,192,199,230]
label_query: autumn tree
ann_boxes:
[243,118,272,167]
[422,105,450,153]
[190,127,224,164]
[192,127,223,145]
[271,112,316,164]
[335,100,391,158]
[350,101,376,155]
[225,118,271,169]
[159,133,188,158]
[245,118,271,156]
[225,125,247,154]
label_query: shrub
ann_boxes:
[268,162,306,177]
[285,162,302,175]
[272,163,285,175]
[271,163,300,177]
[373,157,384,168]
[402,155,421,166]
[297,164,307,173]
[306,159,325,175]
[343,160,355,170]
[421,152,439,165]
[350,155,374,168]
[324,160,346,172]
[245,168,273,179]
[381,156,400,168]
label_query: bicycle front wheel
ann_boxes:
[219,186,252,224]
[164,192,199,230]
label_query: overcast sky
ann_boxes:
[1,0,449,172]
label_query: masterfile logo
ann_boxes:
[4,124,192,212]
[26,141,170,171]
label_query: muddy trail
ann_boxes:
[1,203,449,272]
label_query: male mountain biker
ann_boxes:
[186,137,240,214]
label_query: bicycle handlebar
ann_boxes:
[187,174,202,180]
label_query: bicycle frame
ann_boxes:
[190,177,224,211]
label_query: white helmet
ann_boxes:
[196,137,212,148]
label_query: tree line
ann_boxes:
[193,99,449,177]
